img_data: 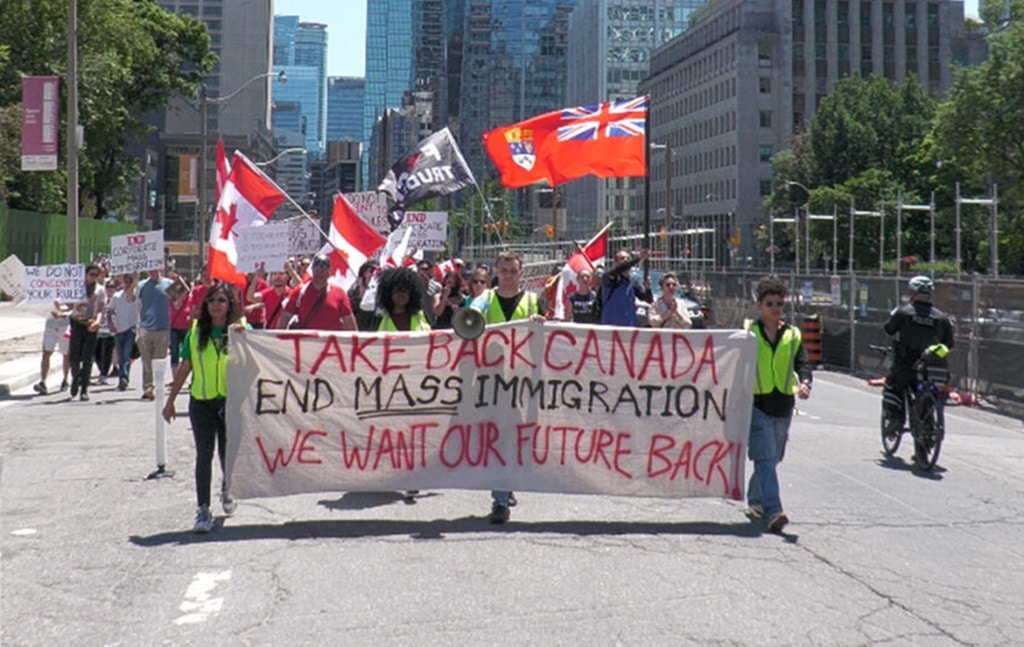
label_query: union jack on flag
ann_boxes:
[557,96,647,142]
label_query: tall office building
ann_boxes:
[457,1,578,182]
[157,0,275,241]
[640,0,975,264]
[363,0,415,187]
[563,0,706,239]
[271,65,326,156]
[272,17,328,158]
[327,77,365,143]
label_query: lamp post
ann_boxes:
[254,147,306,167]
[197,70,286,264]
[66,0,79,262]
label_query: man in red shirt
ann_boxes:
[247,269,290,330]
[242,270,270,329]
[274,254,357,331]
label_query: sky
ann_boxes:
[273,0,367,77]
[273,0,980,79]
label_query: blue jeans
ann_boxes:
[170,327,188,370]
[747,406,792,517]
[113,329,136,381]
[492,490,511,507]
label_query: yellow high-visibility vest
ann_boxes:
[744,319,801,396]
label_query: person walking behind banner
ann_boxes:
[275,254,358,331]
[600,248,650,327]
[744,276,812,533]
[348,261,379,331]
[34,302,72,394]
[107,274,139,391]
[432,269,467,330]
[168,282,191,373]
[162,281,247,533]
[481,250,546,523]
[94,280,119,385]
[568,268,601,324]
[467,266,491,301]
[137,268,174,400]
[66,264,106,401]
[248,268,292,330]
[377,266,431,503]
[647,273,693,329]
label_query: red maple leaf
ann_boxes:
[218,203,239,240]
[329,247,350,274]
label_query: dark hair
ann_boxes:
[376,267,423,315]
[443,270,463,291]
[755,276,786,302]
[85,264,101,296]
[198,281,241,350]
[358,261,377,281]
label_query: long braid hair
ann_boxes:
[197,281,241,350]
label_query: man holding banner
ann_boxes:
[480,250,546,523]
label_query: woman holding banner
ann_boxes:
[162,281,247,533]
[66,264,106,402]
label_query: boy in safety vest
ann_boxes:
[743,276,812,533]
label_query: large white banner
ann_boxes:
[110,230,164,274]
[23,264,85,304]
[398,211,448,251]
[236,223,289,272]
[227,324,756,501]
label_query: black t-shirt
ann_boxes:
[569,291,601,324]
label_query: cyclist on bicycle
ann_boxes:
[882,276,955,434]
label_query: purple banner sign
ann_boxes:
[21,76,59,171]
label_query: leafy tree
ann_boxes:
[0,0,214,219]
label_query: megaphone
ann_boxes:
[452,295,489,340]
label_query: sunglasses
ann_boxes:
[763,300,785,307]
[207,297,229,304]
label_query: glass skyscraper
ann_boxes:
[273,16,328,158]
[363,0,414,186]
[327,77,365,143]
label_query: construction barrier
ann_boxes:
[802,314,822,363]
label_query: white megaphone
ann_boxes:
[452,293,489,340]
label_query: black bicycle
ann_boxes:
[872,344,949,471]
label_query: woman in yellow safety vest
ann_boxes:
[162,281,247,534]
[743,276,813,534]
[377,266,432,333]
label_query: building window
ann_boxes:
[758,41,773,67]
[759,145,772,162]
[760,180,773,196]
[759,76,771,93]
[759,111,772,128]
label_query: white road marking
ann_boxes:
[174,569,232,625]
[10,528,36,536]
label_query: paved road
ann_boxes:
[1,369,1022,645]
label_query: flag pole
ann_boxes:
[471,180,506,248]
[642,95,651,280]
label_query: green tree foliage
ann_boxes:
[0,0,214,219]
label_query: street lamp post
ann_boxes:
[197,70,286,265]
[254,147,306,167]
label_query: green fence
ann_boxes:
[0,204,137,265]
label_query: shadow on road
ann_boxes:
[876,453,945,480]
[129,516,766,546]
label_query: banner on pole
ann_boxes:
[226,324,756,500]
[345,191,389,235]
[236,223,290,273]
[23,264,86,304]
[110,230,165,274]
[397,211,448,252]
[21,76,59,171]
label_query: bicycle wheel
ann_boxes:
[913,393,943,470]
[881,405,902,456]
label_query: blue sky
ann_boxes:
[273,0,980,79]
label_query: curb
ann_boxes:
[0,357,41,398]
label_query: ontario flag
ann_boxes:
[483,95,648,188]
[313,193,387,291]
[552,223,611,321]
[208,152,286,288]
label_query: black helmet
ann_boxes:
[908,275,933,295]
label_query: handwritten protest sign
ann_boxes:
[0,254,27,302]
[110,230,164,274]
[226,323,756,501]
[236,223,290,273]
[23,264,85,304]
[346,191,389,234]
[397,211,448,251]
[287,216,322,257]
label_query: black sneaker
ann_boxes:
[767,512,789,533]
[116,378,128,391]
[59,380,69,392]
[79,393,89,402]
[70,382,79,398]
[32,382,47,394]
[489,503,510,524]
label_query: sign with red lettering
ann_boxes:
[110,229,164,274]
[226,324,756,501]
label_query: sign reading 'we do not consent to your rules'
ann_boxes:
[226,323,757,501]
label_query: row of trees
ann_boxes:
[767,2,1024,276]
[0,0,213,219]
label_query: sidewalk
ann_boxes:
[0,301,48,397]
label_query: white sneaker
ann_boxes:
[221,493,237,516]
[193,505,214,533]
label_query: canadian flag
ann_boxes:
[313,193,387,291]
[359,225,415,312]
[215,138,230,203]
[552,223,611,320]
[208,152,286,288]
[433,258,458,283]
